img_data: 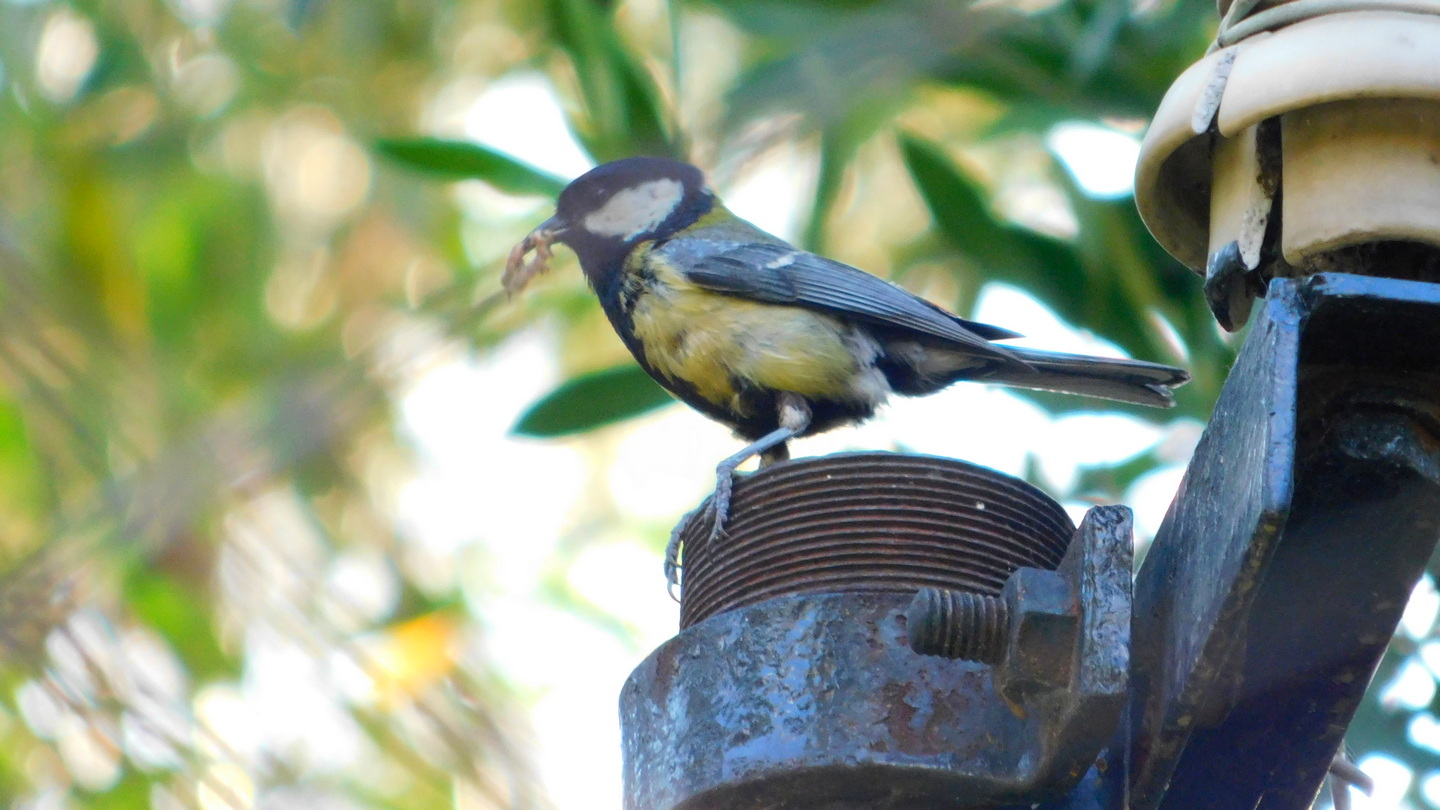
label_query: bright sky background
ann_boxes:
[402,70,1429,810]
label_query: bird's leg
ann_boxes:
[707,394,811,543]
[663,394,811,597]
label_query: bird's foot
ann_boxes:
[661,470,739,601]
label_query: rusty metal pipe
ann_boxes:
[673,452,1072,628]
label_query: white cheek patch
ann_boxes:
[583,178,685,239]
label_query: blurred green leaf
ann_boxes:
[513,364,674,437]
[721,1,974,135]
[900,131,1208,419]
[1067,0,1129,81]
[0,2,551,805]
[82,769,150,809]
[704,0,883,39]
[982,103,1078,139]
[375,138,569,196]
[898,132,1089,318]
[124,571,233,681]
[802,128,856,252]
[0,398,44,518]
[546,0,676,161]
[899,133,1015,270]
[1055,170,1206,368]
[713,0,1214,142]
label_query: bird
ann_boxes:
[505,156,1190,592]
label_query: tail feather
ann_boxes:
[978,346,1190,408]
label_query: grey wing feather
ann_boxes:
[685,242,1023,363]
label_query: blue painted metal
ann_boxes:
[1126,273,1440,810]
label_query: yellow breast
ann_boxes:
[628,254,862,415]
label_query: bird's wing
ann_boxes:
[684,242,1022,360]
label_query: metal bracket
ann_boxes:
[1126,273,1440,810]
[621,500,1133,810]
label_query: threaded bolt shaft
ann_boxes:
[906,587,1009,663]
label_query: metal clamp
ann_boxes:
[621,455,1134,810]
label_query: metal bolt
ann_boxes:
[906,586,1009,663]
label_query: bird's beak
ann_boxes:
[503,215,569,297]
[531,214,568,243]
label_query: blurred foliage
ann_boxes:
[375,139,568,196]
[0,0,1433,809]
[511,365,671,438]
[0,1,542,808]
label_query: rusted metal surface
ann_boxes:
[677,452,1074,628]
[1126,273,1440,810]
[622,496,1133,810]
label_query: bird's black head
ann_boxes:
[546,157,712,282]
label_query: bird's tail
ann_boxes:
[978,346,1190,408]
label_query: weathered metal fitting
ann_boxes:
[1127,275,1440,810]
[909,508,1123,706]
[622,454,1134,810]
[906,587,1009,663]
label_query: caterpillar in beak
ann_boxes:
[502,224,558,297]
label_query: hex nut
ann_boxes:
[995,567,1080,703]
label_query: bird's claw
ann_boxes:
[661,472,739,600]
[664,504,703,601]
[663,523,685,602]
[664,568,681,603]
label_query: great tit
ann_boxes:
[506,156,1190,590]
